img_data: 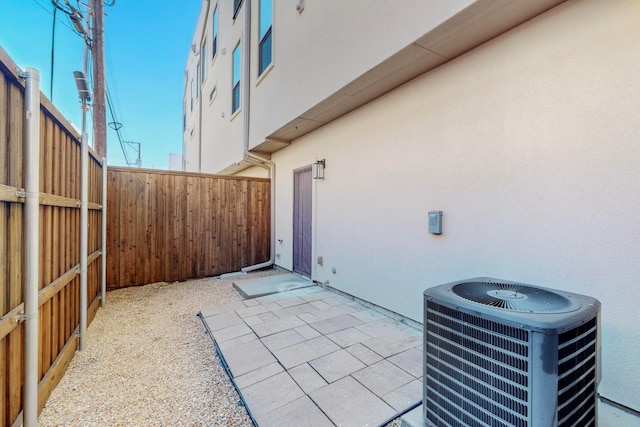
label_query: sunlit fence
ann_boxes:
[0,47,104,426]
[106,167,271,289]
[0,44,271,425]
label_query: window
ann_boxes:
[233,0,243,19]
[201,42,207,82]
[232,42,241,113]
[190,79,194,111]
[212,7,218,58]
[258,0,272,75]
[196,61,201,98]
[209,86,217,102]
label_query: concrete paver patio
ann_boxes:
[200,284,423,427]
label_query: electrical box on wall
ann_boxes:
[428,211,442,235]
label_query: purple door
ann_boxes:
[293,166,312,278]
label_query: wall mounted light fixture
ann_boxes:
[313,159,325,180]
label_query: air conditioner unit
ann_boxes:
[423,278,601,427]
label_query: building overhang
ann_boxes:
[251,0,566,154]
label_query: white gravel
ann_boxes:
[38,270,406,427]
[38,272,281,426]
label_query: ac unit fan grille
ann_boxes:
[452,281,577,313]
[425,301,530,427]
[557,317,598,427]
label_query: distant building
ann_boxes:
[167,153,183,171]
[184,1,640,423]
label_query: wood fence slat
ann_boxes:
[7,204,22,309]
[7,83,23,189]
[39,193,78,209]
[8,326,22,422]
[0,336,6,426]
[135,172,148,283]
[36,327,77,413]
[0,305,24,342]
[43,116,53,195]
[0,72,7,187]
[0,185,22,203]
[0,203,7,320]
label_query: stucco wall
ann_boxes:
[184,0,247,173]
[248,0,474,151]
[272,0,640,415]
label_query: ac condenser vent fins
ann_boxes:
[424,278,601,427]
[452,281,578,313]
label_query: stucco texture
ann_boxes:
[272,0,640,414]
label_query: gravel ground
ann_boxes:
[38,271,404,426]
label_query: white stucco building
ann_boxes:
[184,0,640,424]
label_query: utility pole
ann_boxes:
[92,0,107,158]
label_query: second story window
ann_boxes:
[232,42,241,113]
[233,0,243,19]
[196,61,201,98]
[201,42,207,82]
[258,0,272,75]
[190,79,194,111]
[212,6,219,58]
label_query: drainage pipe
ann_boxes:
[79,133,89,350]
[240,0,276,273]
[22,67,40,427]
[101,158,107,307]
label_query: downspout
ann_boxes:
[240,0,276,273]
[22,67,40,427]
[198,66,203,172]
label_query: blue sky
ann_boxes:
[0,1,201,169]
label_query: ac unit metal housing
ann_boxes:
[423,277,601,427]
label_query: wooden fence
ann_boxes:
[106,167,270,289]
[0,47,103,425]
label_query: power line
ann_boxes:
[50,6,57,100]
[50,0,92,46]
[105,83,131,165]
[29,0,78,34]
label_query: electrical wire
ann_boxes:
[50,6,57,100]
[30,0,77,33]
[106,84,132,165]
[50,0,92,45]
[103,29,142,167]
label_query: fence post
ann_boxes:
[101,159,107,307]
[79,130,88,350]
[21,67,40,427]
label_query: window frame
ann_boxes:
[258,0,273,76]
[209,85,217,103]
[190,79,194,111]
[196,61,201,98]
[201,40,207,83]
[233,0,243,19]
[212,6,219,60]
[231,41,242,114]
